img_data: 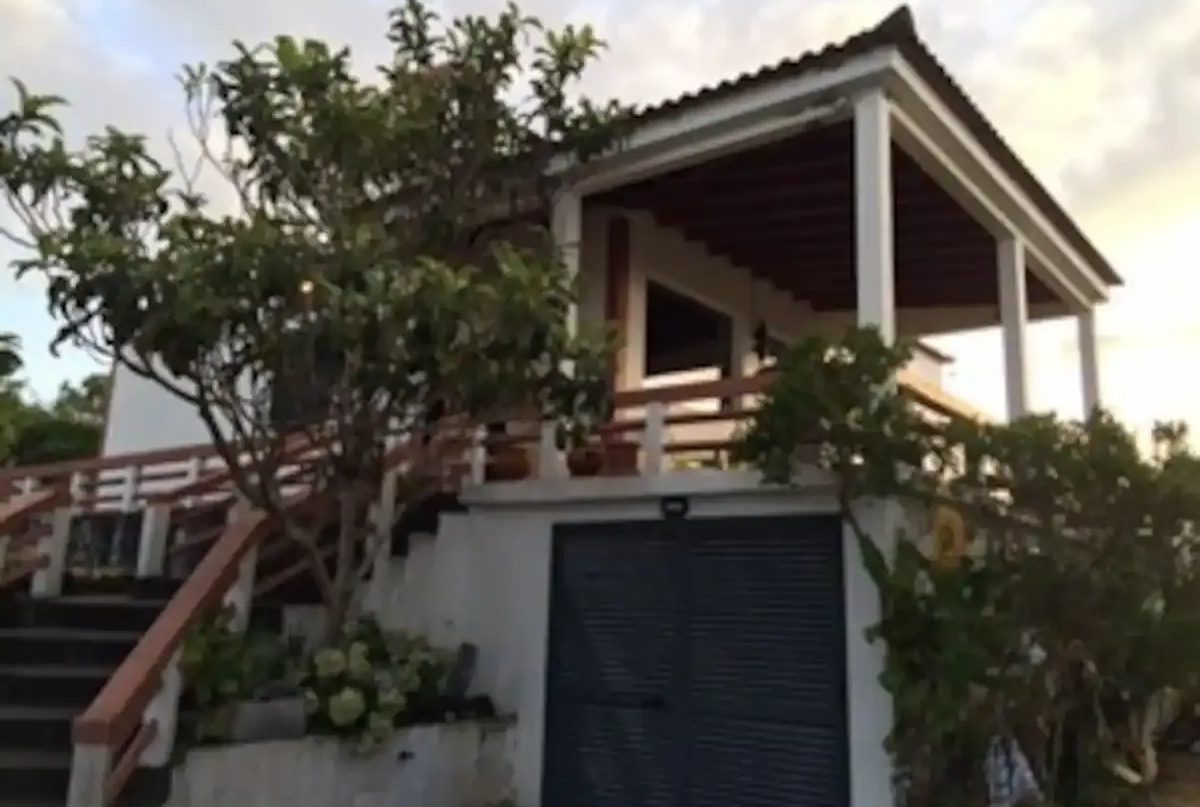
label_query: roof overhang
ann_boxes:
[555,16,1118,312]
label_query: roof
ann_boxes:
[629,6,1121,286]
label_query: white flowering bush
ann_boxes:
[301,617,457,754]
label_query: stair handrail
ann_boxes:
[0,487,70,590]
[67,491,328,807]
[65,431,459,807]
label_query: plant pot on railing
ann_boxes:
[566,446,604,478]
[486,445,532,482]
[601,439,639,476]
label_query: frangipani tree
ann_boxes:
[0,0,626,631]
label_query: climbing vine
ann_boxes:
[734,328,1200,806]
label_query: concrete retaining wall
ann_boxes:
[164,721,514,807]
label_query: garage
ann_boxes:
[542,514,849,806]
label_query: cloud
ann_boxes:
[0,0,1197,429]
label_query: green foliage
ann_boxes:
[736,327,1200,807]
[179,609,303,742]
[0,2,625,628]
[299,617,457,754]
[0,332,20,380]
[0,341,105,465]
[733,327,943,498]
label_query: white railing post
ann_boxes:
[182,456,203,509]
[139,649,183,767]
[643,402,666,477]
[66,743,112,807]
[119,465,141,512]
[135,503,171,579]
[19,475,36,496]
[220,496,256,632]
[30,504,72,598]
[468,426,488,485]
[68,472,85,513]
[538,420,562,480]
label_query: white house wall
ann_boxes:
[102,363,213,455]
[373,474,899,807]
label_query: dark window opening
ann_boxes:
[644,281,732,378]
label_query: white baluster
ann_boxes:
[468,426,488,485]
[135,502,172,579]
[182,456,203,509]
[139,649,183,767]
[538,420,562,480]
[643,402,666,477]
[119,465,140,512]
[219,496,256,631]
[30,503,71,598]
[68,472,85,512]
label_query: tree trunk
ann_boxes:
[325,488,360,640]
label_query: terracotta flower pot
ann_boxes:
[566,447,604,477]
[601,440,640,476]
[486,446,532,481]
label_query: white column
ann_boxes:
[1078,308,1101,413]
[552,189,583,337]
[854,89,896,343]
[997,237,1030,419]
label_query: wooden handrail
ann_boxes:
[76,438,424,731]
[73,506,274,747]
[0,441,219,483]
[0,488,68,535]
[613,372,773,408]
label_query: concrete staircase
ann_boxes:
[0,584,176,807]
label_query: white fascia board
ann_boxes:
[884,54,1109,306]
[562,49,895,195]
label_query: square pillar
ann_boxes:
[1078,308,1101,413]
[997,237,1030,419]
[854,89,896,343]
[552,189,583,337]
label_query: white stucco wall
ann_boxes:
[372,472,899,807]
[102,363,213,456]
[164,723,514,807]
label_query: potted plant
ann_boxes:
[486,436,532,481]
[563,422,604,477]
[599,432,640,476]
[548,355,619,478]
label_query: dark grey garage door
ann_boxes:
[542,515,849,807]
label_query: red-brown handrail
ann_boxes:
[72,506,275,746]
[70,436,429,760]
[610,368,983,423]
[0,487,68,535]
[0,440,219,485]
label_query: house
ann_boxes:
[0,7,1118,807]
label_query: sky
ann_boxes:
[1,0,1198,434]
